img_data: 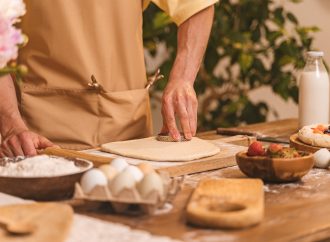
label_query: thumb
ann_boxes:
[36,136,58,149]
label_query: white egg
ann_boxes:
[137,172,164,198]
[314,148,330,168]
[110,170,136,196]
[124,165,143,182]
[80,168,107,194]
[110,158,129,172]
[98,164,118,181]
[137,162,155,175]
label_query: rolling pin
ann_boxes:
[41,147,113,167]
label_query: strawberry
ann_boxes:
[267,143,283,154]
[247,141,265,156]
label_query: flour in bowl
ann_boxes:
[0,155,81,177]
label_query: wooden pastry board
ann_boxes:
[290,133,323,153]
[186,178,264,229]
[0,203,73,242]
[43,135,254,177]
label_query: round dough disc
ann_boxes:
[101,137,220,162]
[298,124,330,148]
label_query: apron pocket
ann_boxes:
[98,88,153,144]
[21,86,99,150]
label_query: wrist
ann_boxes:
[169,54,199,85]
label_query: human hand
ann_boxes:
[161,81,198,141]
[0,129,56,157]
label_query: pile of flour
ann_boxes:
[0,155,81,177]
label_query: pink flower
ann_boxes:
[0,0,25,68]
[0,0,26,22]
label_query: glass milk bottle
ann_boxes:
[299,51,329,128]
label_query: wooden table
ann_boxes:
[73,118,330,242]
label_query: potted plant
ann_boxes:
[143,0,320,130]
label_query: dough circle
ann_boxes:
[298,124,330,148]
[101,137,220,162]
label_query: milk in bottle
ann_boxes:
[299,51,329,128]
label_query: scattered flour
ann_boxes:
[0,155,81,177]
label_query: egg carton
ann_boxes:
[73,172,184,215]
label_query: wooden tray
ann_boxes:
[43,135,255,177]
[0,203,73,242]
[290,133,323,153]
[186,178,264,229]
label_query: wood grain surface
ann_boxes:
[186,178,264,229]
[72,166,330,242]
[68,119,330,242]
[43,135,255,177]
[0,203,73,242]
[217,118,298,140]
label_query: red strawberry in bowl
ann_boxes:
[267,143,283,154]
[247,141,265,156]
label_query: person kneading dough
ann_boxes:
[0,0,216,157]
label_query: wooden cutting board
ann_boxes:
[43,135,254,177]
[217,118,298,141]
[0,203,73,242]
[186,178,264,229]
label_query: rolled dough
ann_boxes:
[101,137,220,162]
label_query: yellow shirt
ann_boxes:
[144,0,219,25]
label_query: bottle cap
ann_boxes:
[307,51,324,57]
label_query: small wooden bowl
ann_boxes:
[0,157,93,200]
[236,151,314,183]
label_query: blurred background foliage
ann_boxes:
[143,0,319,130]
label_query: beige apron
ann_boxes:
[18,0,153,150]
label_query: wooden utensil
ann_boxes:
[0,203,73,242]
[43,147,113,167]
[290,133,323,153]
[0,218,35,235]
[42,136,251,177]
[217,118,298,143]
[186,178,264,229]
[236,151,314,182]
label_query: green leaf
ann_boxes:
[287,12,298,24]
[239,53,253,72]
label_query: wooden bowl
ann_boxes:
[290,133,325,153]
[0,157,93,200]
[236,151,314,183]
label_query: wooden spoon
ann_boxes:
[0,218,35,235]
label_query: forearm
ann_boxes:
[169,6,214,84]
[0,75,27,136]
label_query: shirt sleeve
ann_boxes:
[149,0,218,26]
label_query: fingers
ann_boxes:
[177,103,192,140]
[162,96,180,141]
[160,124,168,135]
[161,83,198,140]
[7,136,24,156]
[187,97,198,136]
[0,131,54,157]
[0,150,5,158]
[1,143,14,157]
[21,137,37,156]
[1,137,22,157]
[36,136,55,149]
